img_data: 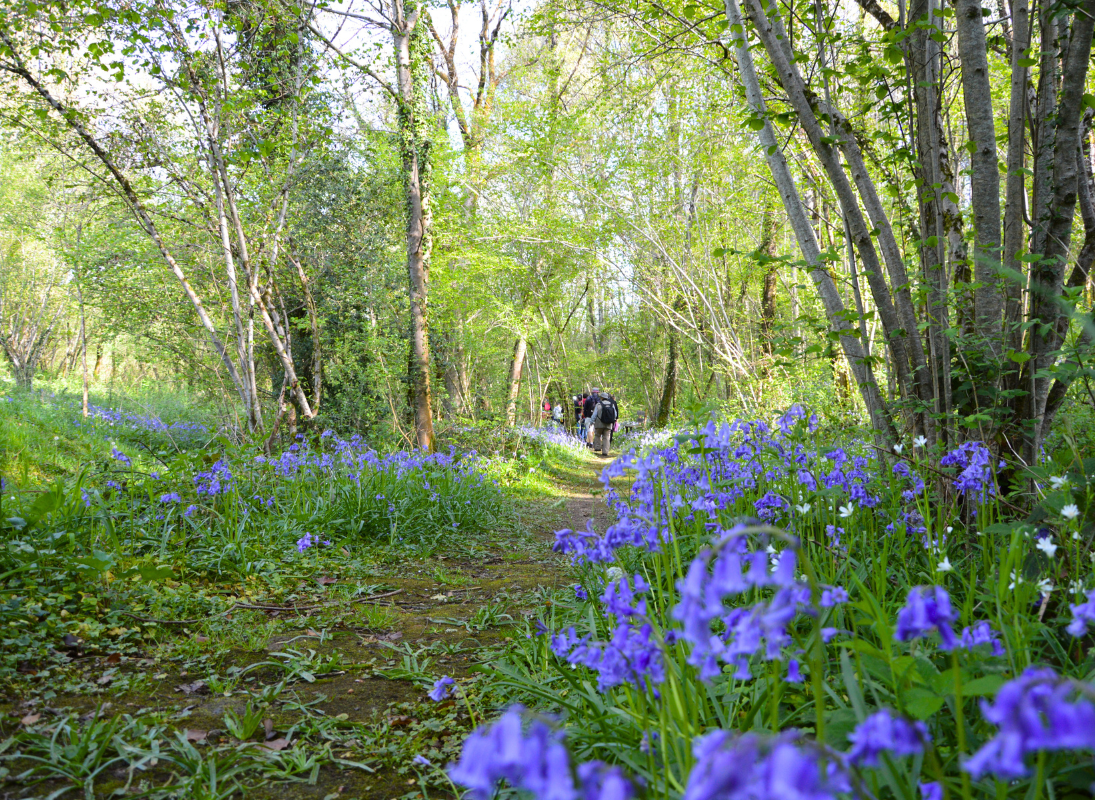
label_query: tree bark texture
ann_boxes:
[505,334,527,427]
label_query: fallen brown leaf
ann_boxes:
[104,653,121,665]
[388,715,414,728]
[19,713,40,726]
[317,575,337,586]
[196,635,209,643]
[175,680,208,696]
[306,628,320,637]
[185,729,208,742]
[261,737,290,751]
[264,719,275,740]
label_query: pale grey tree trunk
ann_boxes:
[725,0,895,442]
[955,0,1005,354]
[505,334,527,427]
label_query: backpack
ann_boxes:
[598,398,617,425]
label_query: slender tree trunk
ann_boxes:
[955,0,1005,355]
[656,306,680,427]
[77,281,89,417]
[727,0,895,442]
[759,203,778,356]
[505,334,527,427]
[394,2,436,450]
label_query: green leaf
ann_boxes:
[903,687,945,719]
[962,674,1007,697]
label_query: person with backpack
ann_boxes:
[573,394,585,438]
[582,389,600,446]
[590,391,619,456]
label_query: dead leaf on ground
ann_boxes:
[104,653,121,665]
[96,673,113,685]
[19,713,40,726]
[175,680,209,696]
[264,719,275,740]
[381,631,403,641]
[306,628,320,637]
[317,575,337,586]
[195,635,209,643]
[388,715,415,728]
[261,738,290,751]
[185,729,208,742]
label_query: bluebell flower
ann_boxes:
[413,754,431,766]
[919,782,942,800]
[159,492,181,504]
[960,621,1005,656]
[600,573,649,619]
[894,586,958,650]
[683,730,846,800]
[785,659,803,683]
[940,441,994,501]
[449,707,633,800]
[574,584,588,601]
[111,447,131,466]
[1067,589,1095,636]
[184,504,198,517]
[80,489,91,508]
[964,666,1095,779]
[819,586,849,608]
[429,676,454,701]
[846,709,930,766]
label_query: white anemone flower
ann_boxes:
[1049,476,1069,490]
[1036,536,1058,559]
[937,557,953,573]
[914,435,927,448]
[893,443,904,454]
[1062,504,1080,520]
[839,504,854,519]
[794,503,812,514]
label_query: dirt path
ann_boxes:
[0,452,619,800]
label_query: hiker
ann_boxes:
[573,395,584,435]
[590,391,619,457]
[551,402,564,427]
[582,389,600,447]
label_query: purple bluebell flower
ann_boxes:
[1067,589,1095,636]
[574,584,588,601]
[919,782,942,800]
[80,489,92,508]
[960,621,1005,656]
[847,709,930,766]
[413,754,432,766]
[964,666,1095,779]
[940,441,994,501]
[111,447,131,466]
[159,492,181,504]
[600,573,649,619]
[297,533,318,552]
[819,586,849,608]
[785,659,803,683]
[683,730,847,800]
[429,676,454,701]
[551,622,665,691]
[106,480,122,491]
[184,504,198,517]
[894,586,958,650]
[449,706,633,800]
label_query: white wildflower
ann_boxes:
[1009,570,1024,590]
[893,443,904,454]
[606,566,624,582]
[1036,578,1054,594]
[937,557,953,573]
[794,502,812,514]
[914,435,927,448]
[839,504,854,519]
[1049,476,1068,490]
[1069,580,1086,596]
[1036,536,1058,559]
[1062,504,1080,520]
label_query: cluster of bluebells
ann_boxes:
[894,586,958,650]
[963,666,1095,779]
[1067,589,1095,636]
[671,534,833,681]
[846,710,930,766]
[83,403,208,446]
[519,425,589,455]
[448,707,633,800]
[194,459,233,497]
[552,407,993,570]
[551,622,665,691]
[111,447,131,467]
[296,533,331,553]
[939,440,996,503]
[683,730,848,800]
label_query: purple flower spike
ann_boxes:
[847,709,930,766]
[1067,589,1095,637]
[428,676,454,701]
[964,666,1095,779]
[919,782,943,800]
[895,586,958,650]
[960,621,1005,656]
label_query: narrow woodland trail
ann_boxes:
[0,451,622,800]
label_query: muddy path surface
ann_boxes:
[1,454,616,800]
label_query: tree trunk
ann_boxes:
[656,308,680,428]
[505,334,527,427]
[727,0,895,442]
[394,2,436,451]
[759,203,778,356]
[955,0,1005,355]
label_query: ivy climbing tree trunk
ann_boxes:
[394,0,437,451]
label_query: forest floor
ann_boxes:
[0,447,617,800]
